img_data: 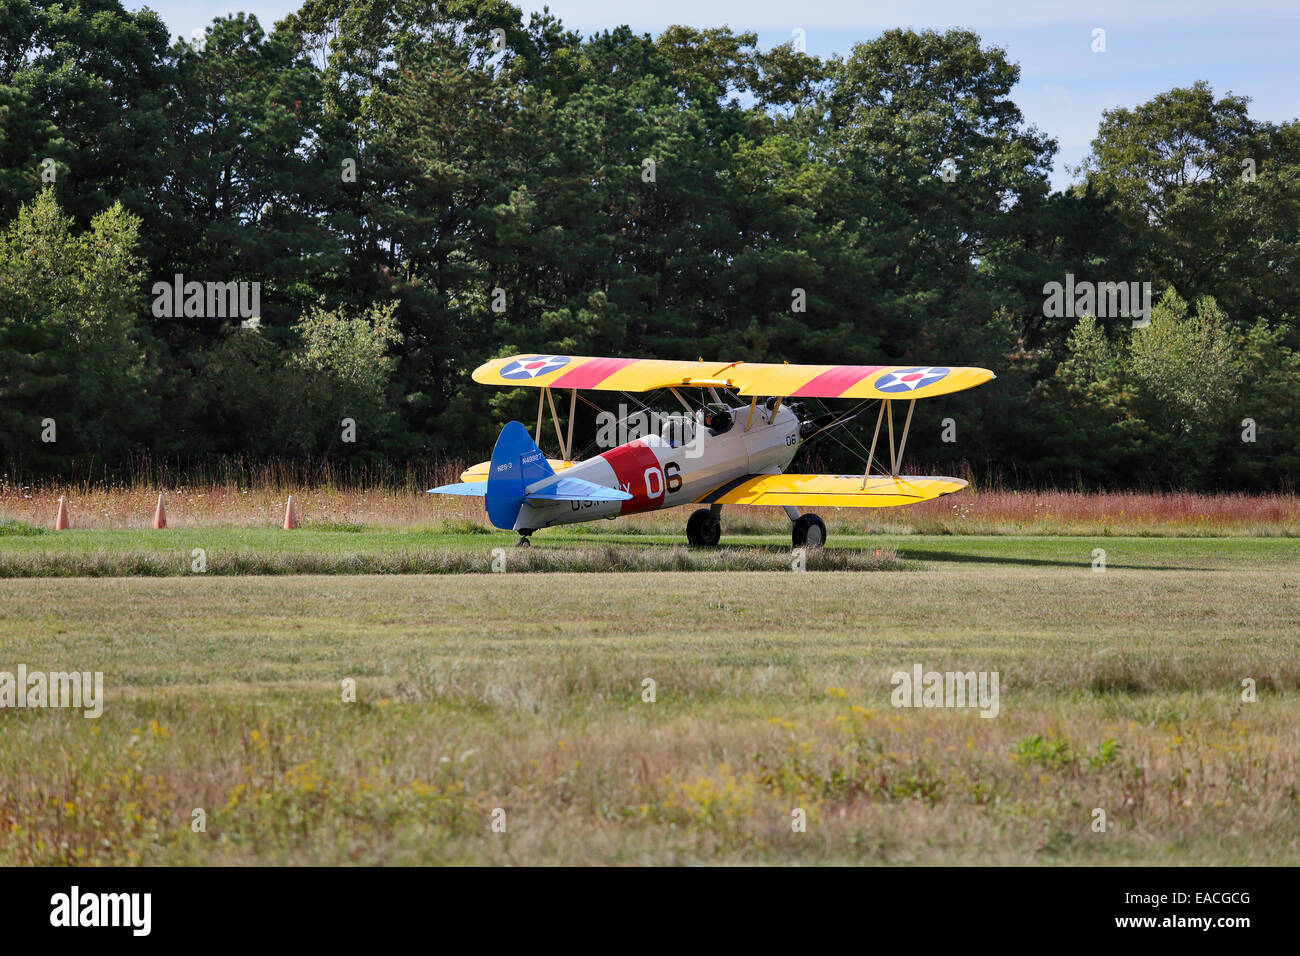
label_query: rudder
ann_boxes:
[485,421,554,530]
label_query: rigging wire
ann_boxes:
[569,388,675,461]
[817,425,874,473]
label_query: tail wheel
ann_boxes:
[686,508,722,547]
[792,514,826,548]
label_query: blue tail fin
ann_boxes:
[485,421,554,530]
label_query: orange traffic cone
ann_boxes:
[54,496,69,530]
[152,493,167,529]
[283,495,298,530]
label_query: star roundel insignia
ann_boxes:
[499,355,571,380]
[874,366,950,393]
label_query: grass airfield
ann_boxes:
[0,523,1297,865]
[1,523,1297,574]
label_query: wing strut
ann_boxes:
[565,388,577,462]
[860,398,918,486]
[545,387,567,461]
[862,401,886,489]
[895,399,917,475]
[886,399,896,473]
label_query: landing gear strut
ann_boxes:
[686,506,722,547]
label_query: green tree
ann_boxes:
[0,188,155,472]
[149,14,333,329]
[1035,292,1243,487]
[817,29,1057,351]
[293,300,404,457]
[1078,82,1300,325]
[1227,321,1300,487]
[0,0,172,227]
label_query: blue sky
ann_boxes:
[145,0,1300,190]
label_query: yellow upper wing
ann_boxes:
[474,355,993,400]
[459,459,576,482]
[694,474,967,508]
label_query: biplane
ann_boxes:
[430,354,995,547]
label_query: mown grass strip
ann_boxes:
[0,544,904,577]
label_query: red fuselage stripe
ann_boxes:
[600,441,664,515]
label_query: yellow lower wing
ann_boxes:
[460,459,578,482]
[696,474,967,508]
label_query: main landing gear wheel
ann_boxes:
[792,514,827,548]
[686,508,722,547]
[515,535,532,548]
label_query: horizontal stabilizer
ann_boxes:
[527,477,632,502]
[427,481,488,496]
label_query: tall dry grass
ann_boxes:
[2,473,1297,536]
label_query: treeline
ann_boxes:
[1,0,1297,489]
